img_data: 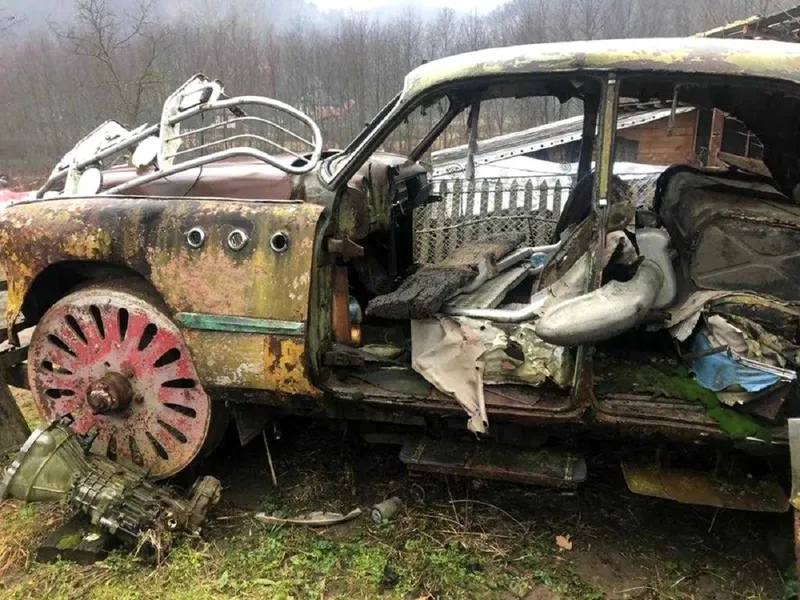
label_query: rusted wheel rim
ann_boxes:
[28,287,212,479]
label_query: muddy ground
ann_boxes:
[0,390,795,599]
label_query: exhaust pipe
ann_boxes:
[535,259,665,346]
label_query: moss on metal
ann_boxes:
[598,357,769,440]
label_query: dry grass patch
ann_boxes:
[0,500,68,578]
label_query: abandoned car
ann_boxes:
[4,37,800,526]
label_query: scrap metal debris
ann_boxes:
[370,497,403,523]
[255,508,362,527]
[0,416,221,553]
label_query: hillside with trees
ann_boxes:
[0,0,796,176]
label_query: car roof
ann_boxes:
[402,37,800,101]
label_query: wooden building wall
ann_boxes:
[619,111,698,166]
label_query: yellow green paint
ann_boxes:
[402,38,800,102]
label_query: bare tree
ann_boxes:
[4,0,799,179]
[0,5,18,35]
[700,0,772,24]
[54,0,171,125]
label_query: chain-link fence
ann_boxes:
[414,172,661,263]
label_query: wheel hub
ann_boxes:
[28,285,213,479]
[86,372,134,414]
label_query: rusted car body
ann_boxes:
[4,38,800,541]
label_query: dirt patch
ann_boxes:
[571,549,648,599]
[524,585,561,600]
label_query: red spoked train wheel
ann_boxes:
[27,283,212,479]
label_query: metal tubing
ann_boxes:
[443,286,550,322]
[458,243,561,296]
[167,115,314,148]
[38,93,324,198]
[168,133,307,161]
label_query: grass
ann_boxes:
[0,391,791,600]
[0,507,614,600]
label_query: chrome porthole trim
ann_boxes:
[227,228,249,251]
[186,227,205,249]
[269,231,290,254]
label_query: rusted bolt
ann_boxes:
[86,372,134,414]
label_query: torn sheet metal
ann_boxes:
[718,383,789,416]
[411,318,489,433]
[541,230,639,308]
[707,314,786,367]
[690,314,797,407]
[255,508,362,527]
[722,313,800,367]
[665,291,730,341]
[479,321,574,388]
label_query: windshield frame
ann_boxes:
[320,74,603,190]
[320,91,431,189]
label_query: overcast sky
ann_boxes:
[312,0,506,12]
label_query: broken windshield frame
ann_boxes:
[322,92,452,183]
[337,93,402,157]
[321,75,602,191]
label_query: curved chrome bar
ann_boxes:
[37,89,324,198]
[157,95,324,176]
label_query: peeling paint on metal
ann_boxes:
[0,197,324,329]
[180,329,320,397]
[401,38,800,102]
[264,336,320,397]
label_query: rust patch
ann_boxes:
[181,329,320,398]
[264,336,320,397]
[182,329,264,389]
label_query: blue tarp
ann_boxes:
[691,331,780,393]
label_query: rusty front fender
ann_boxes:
[0,196,325,397]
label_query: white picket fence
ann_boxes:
[414,173,659,263]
